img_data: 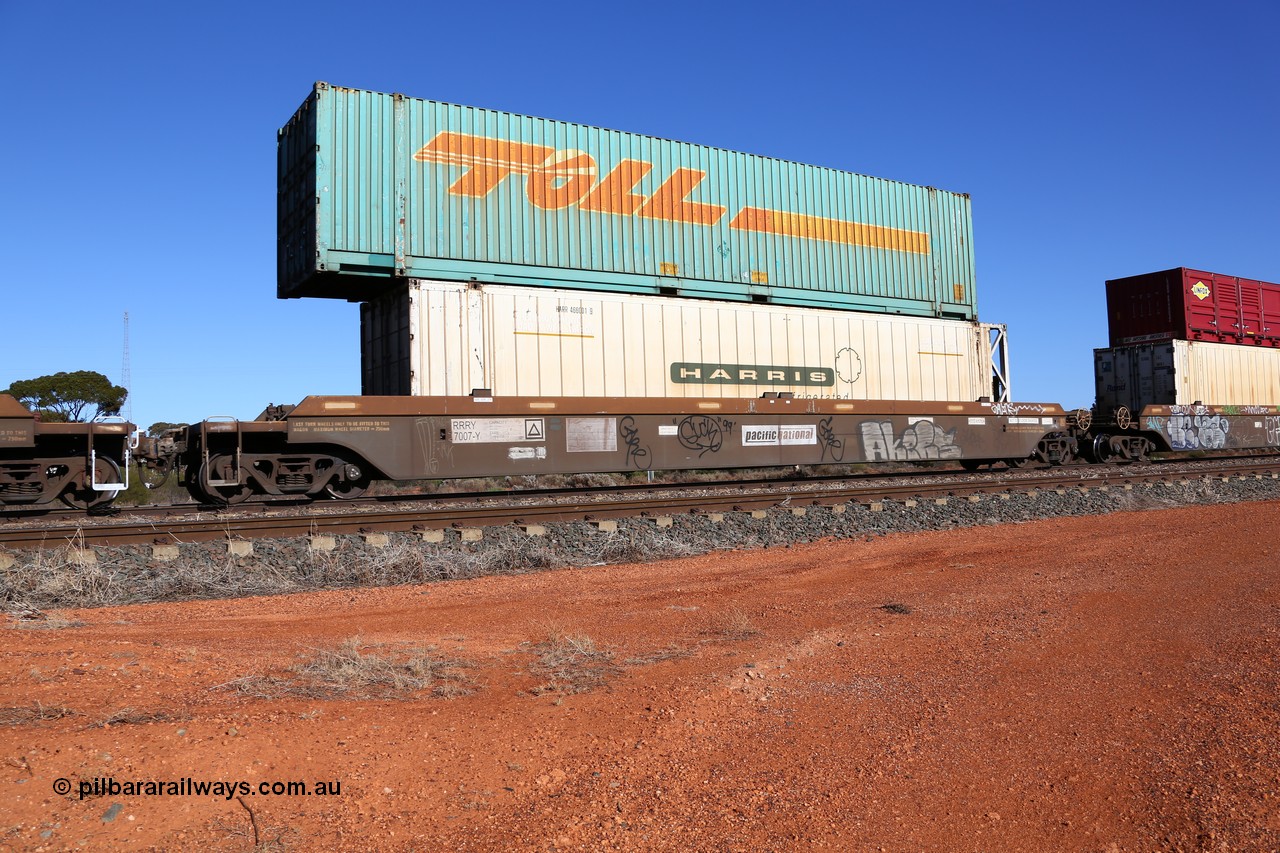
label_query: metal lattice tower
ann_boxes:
[121,311,132,424]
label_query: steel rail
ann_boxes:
[8,452,1279,525]
[4,458,1280,552]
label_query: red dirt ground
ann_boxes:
[3,503,1279,851]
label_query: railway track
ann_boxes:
[4,457,1280,552]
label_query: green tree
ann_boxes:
[147,421,188,435]
[4,371,128,422]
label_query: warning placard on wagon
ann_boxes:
[451,418,545,443]
[741,424,818,446]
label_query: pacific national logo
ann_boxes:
[414,132,930,254]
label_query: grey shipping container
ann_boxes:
[1094,340,1280,413]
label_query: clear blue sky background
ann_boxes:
[2,1,1276,431]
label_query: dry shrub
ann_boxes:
[565,472,626,489]
[5,602,85,630]
[86,708,177,728]
[220,637,472,701]
[1,544,127,609]
[527,628,618,696]
[623,645,694,666]
[0,702,77,726]
[212,798,295,852]
[701,606,761,641]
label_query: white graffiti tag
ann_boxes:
[860,420,961,461]
[990,402,1046,416]
[1265,416,1280,446]
[1167,413,1229,450]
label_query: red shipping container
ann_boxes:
[1106,267,1280,348]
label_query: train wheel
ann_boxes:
[139,460,172,490]
[1130,437,1156,463]
[323,462,370,500]
[61,458,122,510]
[1004,456,1033,469]
[182,465,211,503]
[197,456,253,505]
[1034,435,1076,465]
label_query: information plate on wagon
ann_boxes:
[451,418,546,443]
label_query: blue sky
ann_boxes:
[2,1,1276,431]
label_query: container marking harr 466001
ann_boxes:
[278,83,978,320]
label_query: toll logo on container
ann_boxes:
[671,363,834,386]
[1191,280,1211,300]
[413,132,930,255]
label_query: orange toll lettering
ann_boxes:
[637,169,727,226]
[416,131,930,254]
[579,159,653,215]
[730,207,929,254]
[526,151,598,210]
[414,132,554,198]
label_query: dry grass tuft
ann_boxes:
[702,606,762,641]
[86,708,178,728]
[211,798,295,852]
[0,702,78,726]
[527,629,618,696]
[623,645,694,666]
[5,602,85,630]
[218,637,473,701]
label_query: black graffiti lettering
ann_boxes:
[818,416,845,463]
[677,416,724,457]
[619,416,651,471]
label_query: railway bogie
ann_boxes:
[0,394,134,510]
[1078,404,1280,461]
[147,418,381,505]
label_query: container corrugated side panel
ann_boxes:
[277,89,321,298]
[281,84,977,319]
[360,290,412,395]
[1183,269,1280,346]
[400,280,992,401]
[1095,341,1280,411]
[1177,340,1280,405]
[1106,268,1280,348]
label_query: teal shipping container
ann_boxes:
[278,82,978,319]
